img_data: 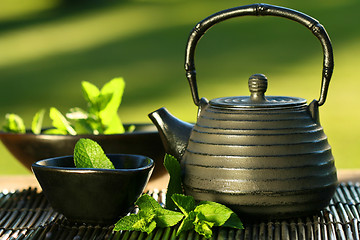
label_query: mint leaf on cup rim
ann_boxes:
[73,138,115,169]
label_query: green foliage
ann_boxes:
[115,210,157,234]
[78,78,125,134]
[114,194,184,234]
[2,78,127,135]
[45,107,77,135]
[73,138,115,169]
[116,192,243,238]
[3,113,26,133]
[171,194,195,217]
[114,154,243,238]
[31,109,45,134]
[163,154,183,210]
[172,194,244,238]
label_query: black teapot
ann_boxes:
[149,3,337,219]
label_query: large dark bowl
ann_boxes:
[0,124,166,180]
[32,154,154,225]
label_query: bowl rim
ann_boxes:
[31,154,155,173]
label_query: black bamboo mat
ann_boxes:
[0,183,360,240]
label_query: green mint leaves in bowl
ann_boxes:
[3,77,127,135]
[0,78,166,180]
[31,138,154,225]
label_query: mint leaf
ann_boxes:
[74,138,115,169]
[99,78,125,134]
[3,113,26,133]
[49,107,76,135]
[114,213,142,231]
[114,194,184,235]
[194,201,233,226]
[103,114,124,134]
[194,213,215,239]
[222,213,244,230]
[98,92,114,112]
[154,207,184,228]
[81,81,100,106]
[99,78,125,117]
[163,154,183,210]
[133,212,157,234]
[31,109,45,134]
[114,210,157,234]
[171,194,195,217]
[173,198,243,238]
[81,81,106,133]
[176,211,197,236]
[135,194,183,228]
[136,194,162,211]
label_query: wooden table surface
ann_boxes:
[1,169,360,192]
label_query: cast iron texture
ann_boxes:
[31,154,154,225]
[149,3,337,220]
[0,124,166,180]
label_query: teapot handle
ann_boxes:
[185,3,333,107]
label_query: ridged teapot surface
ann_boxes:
[149,3,337,220]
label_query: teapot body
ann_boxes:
[181,101,337,219]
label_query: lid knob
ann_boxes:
[249,74,268,102]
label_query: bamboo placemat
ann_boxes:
[0,183,359,240]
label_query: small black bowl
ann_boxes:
[32,154,154,225]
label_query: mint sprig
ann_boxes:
[172,194,244,238]
[114,194,184,234]
[3,113,26,133]
[77,78,125,134]
[2,77,127,135]
[113,154,244,239]
[73,138,115,169]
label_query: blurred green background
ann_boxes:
[1,0,359,174]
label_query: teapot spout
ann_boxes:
[148,108,193,160]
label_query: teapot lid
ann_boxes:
[209,74,307,109]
